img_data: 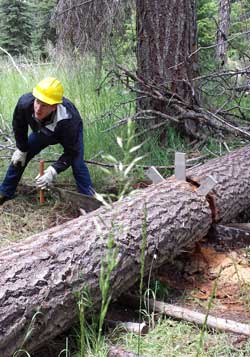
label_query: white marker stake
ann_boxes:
[145,166,165,184]
[197,175,217,196]
[175,152,186,181]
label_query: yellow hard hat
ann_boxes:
[33,77,64,105]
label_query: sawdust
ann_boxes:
[157,241,250,323]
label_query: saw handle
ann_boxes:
[39,160,45,204]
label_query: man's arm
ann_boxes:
[12,101,29,152]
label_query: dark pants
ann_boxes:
[0,127,93,198]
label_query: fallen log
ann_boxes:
[1,145,250,356]
[208,223,250,249]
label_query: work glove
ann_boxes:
[35,166,57,190]
[11,149,27,167]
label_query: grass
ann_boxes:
[114,317,250,356]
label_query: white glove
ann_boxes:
[35,166,57,189]
[11,149,27,167]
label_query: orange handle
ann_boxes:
[39,160,45,205]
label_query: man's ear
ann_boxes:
[52,104,57,112]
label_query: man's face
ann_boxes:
[34,99,57,120]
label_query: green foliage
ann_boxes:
[229,0,250,57]
[72,232,118,356]
[112,4,136,62]
[0,0,32,55]
[98,231,118,344]
[99,119,145,201]
[29,0,57,59]
[0,0,56,58]
[197,0,217,47]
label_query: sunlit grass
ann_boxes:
[115,317,250,356]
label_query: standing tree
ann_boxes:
[136,0,198,104]
[216,0,232,66]
[0,0,31,56]
[135,0,199,138]
[53,0,250,142]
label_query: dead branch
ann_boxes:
[53,0,133,55]
[114,65,250,141]
[124,295,250,337]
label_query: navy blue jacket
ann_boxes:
[12,93,83,173]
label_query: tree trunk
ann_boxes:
[1,145,250,356]
[216,0,231,66]
[136,0,199,137]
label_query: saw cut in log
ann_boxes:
[1,145,250,356]
[187,145,250,223]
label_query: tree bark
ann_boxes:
[1,145,250,356]
[136,0,197,103]
[136,0,199,138]
[216,0,231,66]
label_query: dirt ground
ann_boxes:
[157,237,250,324]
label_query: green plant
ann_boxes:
[97,230,118,344]
[13,350,31,357]
[0,0,32,56]
[58,337,69,357]
[100,118,145,201]
[13,310,43,357]
[72,230,118,356]
[195,267,222,356]
[75,288,93,357]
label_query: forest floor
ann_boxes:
[157,241,250,324]
[1,183,250,356]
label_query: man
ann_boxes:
[0,77,93,205]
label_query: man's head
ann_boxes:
[32,77,64,120]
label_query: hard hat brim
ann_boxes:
[33,87,63,105]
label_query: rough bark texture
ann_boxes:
[135,0,199,138]
[1,145,250,356]
[187,145,250,223]
[208,223,250,249]
[136,0,198,108]
[216,0,231,66]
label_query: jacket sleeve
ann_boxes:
[51,120,80,173]
[12,102,29,152]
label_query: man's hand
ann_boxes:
[35,166,57,189]
[11,149,27,167]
